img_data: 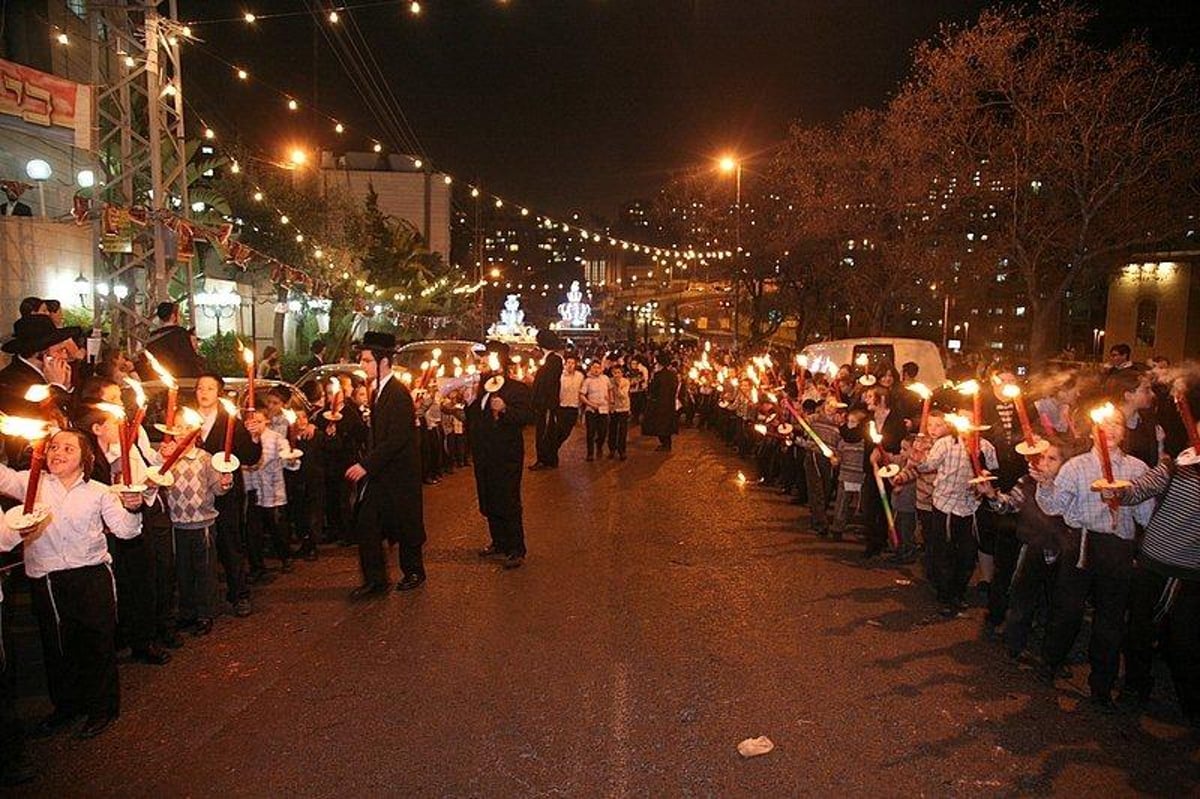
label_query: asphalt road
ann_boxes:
[13,427,1199,796]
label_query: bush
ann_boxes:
[198,331,241,377]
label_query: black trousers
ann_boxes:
[215,491,249,603]
[983,512,1022,626]
[803,451,832,531]
[358,494,426,585]
[555,407,579,454]
[174,526,217,622]
[584,411,609,457]
[109,534,157,651]
[247,500,292,568]
[0,592,23,771]
[1042,531,1135,699]
[1003,544,1058,657]
[929,509,979,605]
[631,392,646,424]
[1125,567,1200,720]
[607,411,630,455]
[535,407,558,466]
[325,463,354,543]
[862,472,894,555]
[488,512,526,557]
[143,521,176,637]
[29,564,119,718]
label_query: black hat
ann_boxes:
[484,339,512,366]
[535,329,563,350]
[354,331,397,354]
[2,314,82,356]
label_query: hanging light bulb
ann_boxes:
[413,159,423,169]
[230,161,241,174]
[334,122,344,134]
[182,25,192,37]
[204,128,215,140]
[328,10,340,22]
[244,12,257,23]
[409,1,421,15]
[253,191,263,202]
[55,31,69,45]
[287,98,299,111]
[236,68,248,80]
[295,233,304,243]
[443,175,452,185]
[470,187,479,198]
[494,199,503,208]
[280,214,289,225]
[373,142,383,153]
[124,55,136,68]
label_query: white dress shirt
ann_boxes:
[0,467,142,579]
[580,374,612,413]
[1036,450,1153,539]
[559,371,584,408]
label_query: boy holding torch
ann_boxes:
[1031,404,1153,708]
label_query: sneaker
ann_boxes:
[234,599,252,618]
[503,554,525,570]
[478,546,507,560]
[194,618,214,636]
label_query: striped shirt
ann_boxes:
[244,428,299,508]
[1122,462,1200,579]
[1036,450,1153,539]
[916,435,999,517]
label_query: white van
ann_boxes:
[800,337,946,385]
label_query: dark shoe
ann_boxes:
[249,569,275,585]
[233,599,253,618]
[861,547,883,560]
[349,582,389,600]
[503,554,525,570]
[176,617,198,633]
[619,453,627,461]
[158,631,183,649]
[279,560,293,574]
[938,605,957,619]
[75,713,117,739]
[1088,694,1118,714]
[528,462,547,471]
[478,546,507,560]
[31,709,80,738]
[194,618,214,636]
[303,548,318,562]
[131,644,172,666]
[654,444,668,451]
[0,752,36,786]
[607,451,615,459]
[395,574,426,591]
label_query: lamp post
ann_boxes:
[719,154,742,350]
[25,159,52,218]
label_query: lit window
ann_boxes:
[1015,306,1026,316]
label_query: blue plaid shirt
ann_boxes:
[1035,450,1153,539]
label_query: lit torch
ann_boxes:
[1172,378,1200,466]
[212,398,241,473]
[96,402,132,486]
[144,351,178,427]
[868,420,900,548]
[1086,402,1129,561]
[238,341,256,410]
[147,407,204,486]
[1002,383,1049,461]
[0,415,52,525]
[908,382,932,437]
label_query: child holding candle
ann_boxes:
[244,409,300,575]
[904,410,999,617]
[0,429,143,740]
[1031,405,1155,707]
[1111,379,1200,723]
[160,431,232,637]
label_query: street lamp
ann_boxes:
[73,271,90,306]
[718,153,742,349]
[25,159,52,218]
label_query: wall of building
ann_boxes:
[1104,258,1197,363]
[0,216,93,334]
[320,163,451,259]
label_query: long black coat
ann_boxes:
[140,324,206,378]
[530,351,563,411]
[641,367,679,437]
[358,377,425,547]
[467,375,535,519]
[0,358,72,465]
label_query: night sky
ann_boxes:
[179,0,1199,218]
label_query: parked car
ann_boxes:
[800,337,947,385]
[293,363,370,399]
[395,339,485,372]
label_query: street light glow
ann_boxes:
[718,155,738,174]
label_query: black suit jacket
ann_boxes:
[530,351,563,411]
[198,407,262,507]
[360,377,425,545]
[141,325,205,378]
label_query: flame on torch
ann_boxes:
[956,379,980,397]
[144,351,177,389]
[124,378,146,407]
[0,415,51,440]
[23,385,50,403]
[868,419,883,445]
[1000,383,1021,401]
[487,352,501,372]
[1089,402,1116,426]
[219,397,238,418]
[282,408,297,426]
[95,402,126,420]
[944,413,972,435]
[909,382,931,400]
[177,407,203,429]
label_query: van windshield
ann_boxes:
[852,344,896,373]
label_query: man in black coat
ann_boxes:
[195,373,263,616]
[141,301,205,379]
[641,351,679,451]
[301,339,326,374]
[0,315,79,464]
[346,332,426,597]
[529,329,564,470]
[468,342,535,569]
